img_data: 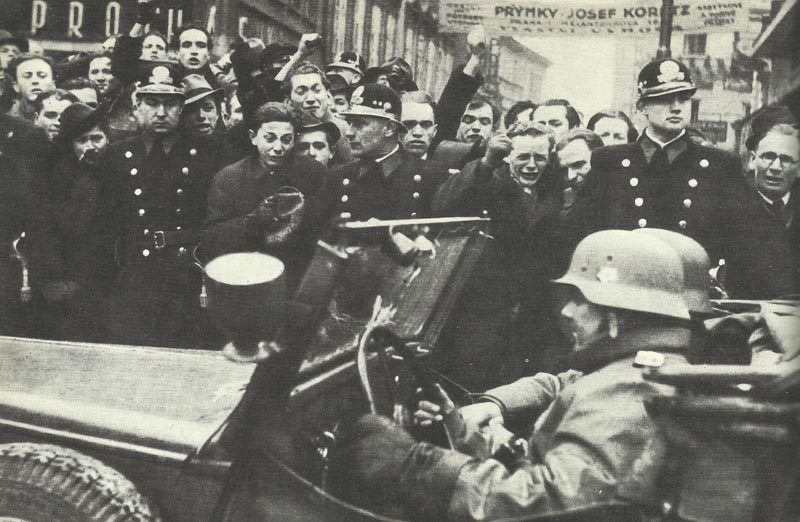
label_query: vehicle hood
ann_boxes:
[0,337,255,459]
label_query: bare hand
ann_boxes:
[298,33,322,57]
[415,383,455,427]
[467,25,487,58]
[483,133,512,166]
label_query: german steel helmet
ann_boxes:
[637,58,696,99]
[552,230,690,320]
[632,228,713,316]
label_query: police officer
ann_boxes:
[336,229,697,520]
[567,58,796,299]
[97,63,225,348]
[330,83,447,221]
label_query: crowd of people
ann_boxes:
[0,2,798,354]
[1,2,799,518]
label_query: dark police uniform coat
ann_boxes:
[328,146,447,221]
[567,133,797,298]
[98,133,226,348]
[0,114,60,337]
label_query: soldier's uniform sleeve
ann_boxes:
[111,35,142,86]
[486,370,582,428]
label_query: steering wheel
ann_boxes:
[355,323,451,446]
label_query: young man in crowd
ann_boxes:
[179,74,225,137]
[7,54,55,121]
[555,128,605,212]
[202,102,328,288]
[455,97,499,146]
[32,89,77,143]
[62,78,101,108]
[567,58,796,298]
[336,229,697,521]
[532,98,581,141]
[96,63,226,349]
[295,114,341,168]
[87,54,114,98]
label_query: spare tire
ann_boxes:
[0,442,160,522]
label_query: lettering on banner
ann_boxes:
[440,0,751,35]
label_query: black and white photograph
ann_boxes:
[0,0,798,519]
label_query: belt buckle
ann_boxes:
[153,230,166,250]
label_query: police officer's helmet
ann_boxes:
[552,230,690,320]
[637,58,696,100]
[632,228,713,316]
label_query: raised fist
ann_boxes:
[483,133,512,167]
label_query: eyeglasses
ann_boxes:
[402,119,435,130]
[461,114,492,126]
[758,151,799,168]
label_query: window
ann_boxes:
[684,34,707,55]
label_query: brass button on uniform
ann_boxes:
[683,199,692,208]
[629,177,639,187]
[142,249,150,257]
[176,188,183,195]
[621,159,631,167]
[341,195,349,203]
[176,226,182,230]
[413,174,422,182]
[175,208,182,214]
[688,179,698,188]
[138,208,146,216]
[412,192,420,199]
[182,167,189,175]
[178,247,187,255]
[638,218,647,228]
[130,168,138,176]
[340,212,351,219]
[342,178,350,186]
[189,148,197,156]
[678,220,687,229]
[699,159,709,168]
[411,212,417,217]
[134,188,142,196]
[125,151,133,158]
[634,197,644,207]
[143,229,150,235]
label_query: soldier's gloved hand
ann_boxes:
[136,0,159,24]
[347,414,415,482]
[482,133,512,170]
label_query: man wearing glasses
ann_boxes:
[432,122,567,388]
[566,58,796,299]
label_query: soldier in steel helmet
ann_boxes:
[334,229,699,520]
[566,58,797,299]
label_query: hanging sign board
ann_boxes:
[439,0,751,35]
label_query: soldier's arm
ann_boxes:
[434,64,484,144]
[484,370,582,426]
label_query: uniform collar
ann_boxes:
[365,144,402,179]
[569,324,691,373]
[640,129,688,164]
[141,133,178,155]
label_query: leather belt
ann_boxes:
[135,229,198,250]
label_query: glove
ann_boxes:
[262,187,305,246]
[136,0,159,24]
[335,414,416,506]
